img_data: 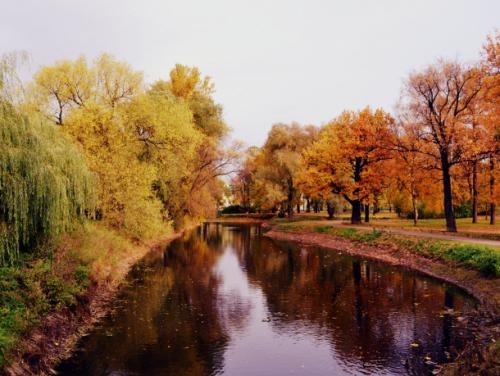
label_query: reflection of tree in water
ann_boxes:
[200,222,258,252]
[216,292,253,333]
[212,223,256,333]
[154,233,229,375]
[59,230,229,376]
[238,236,476,374]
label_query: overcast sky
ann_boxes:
[1,0,498,146]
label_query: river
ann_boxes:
[58,222,478,375]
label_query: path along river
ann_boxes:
[58,222,478,375]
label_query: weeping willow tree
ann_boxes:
[0,99,96,265]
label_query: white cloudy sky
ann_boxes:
[1,0,498,146]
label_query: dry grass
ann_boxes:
[59,222,171,289]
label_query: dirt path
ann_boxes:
[382,227,500,247]
[312,220,500,247]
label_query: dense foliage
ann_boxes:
[27,56,231,236]
[0,100,95,264]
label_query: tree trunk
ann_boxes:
[412,193,418,226]
[287,177,294,219]
[306,198,311,213]
[350,157,363,225]
[441,157,457,232]
[472,160,478,224]
[364,204,370,223]
[351,200,362,224]
[326,201,335,219]
[490,156,496,225]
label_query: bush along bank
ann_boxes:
[0,253,88,367]
[265,222,500,375]
[0,222,178,376]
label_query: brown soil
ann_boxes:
[2,234,181,376]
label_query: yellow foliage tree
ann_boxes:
[63,103,165,239]
[149,64,233,226]
[255,123,318,217]
[120,91,203,226]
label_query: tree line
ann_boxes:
[231,33,499,232]
[1,55,232,265]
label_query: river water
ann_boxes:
[58,223,478,375]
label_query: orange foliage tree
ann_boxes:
[478,32,500,224]
[400,60,482,232]
[391,121,443,223]
[302,108,394,224]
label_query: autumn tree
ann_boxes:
[150,64,233,227]
[30,54,142,124]
[230,146,263,212]
[120,91,202,226]
[29,56,172,238]
[63,102,166,238]
[401,60,482,232]
[478,32,500,224]
[95,54,143,108]
[256,123,318,217]
[0,53,96,264]
[391,123,442,224]
[302,108,394,224]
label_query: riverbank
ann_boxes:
[1,223,182,376]
[3,218,498,375]
[263,221,500,375]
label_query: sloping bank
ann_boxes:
[263,223,500,375]
[2,223,182,376]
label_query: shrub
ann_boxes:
[454,201,472,219]
[336,228,358,238]
[0,256,91,365]
[444,244,500,277]
[356,229,383,242]
[314,226,332,233]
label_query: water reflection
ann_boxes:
[58,223,477,375]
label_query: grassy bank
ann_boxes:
[0,221,175,372]
[274,219,500,278]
